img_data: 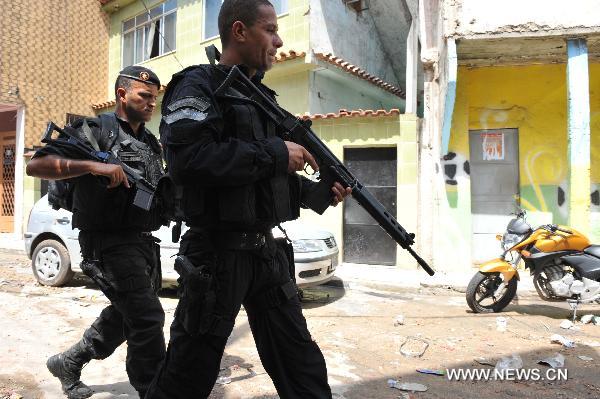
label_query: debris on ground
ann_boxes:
[387,380,428,392]
[215,376,232,385]
[581,314,595,324]
[474,357,496,367]
[551,334,575,348]
[399,336,429,358]
[560,320,575,330]
[578,355,594,361]
[394,315,405,326]
[496,317,507,332]
[495,354,523,370]
[538,353,565,368]
[416,368,445,376]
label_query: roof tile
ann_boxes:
[313,52,405,98]
[299,108,401,120]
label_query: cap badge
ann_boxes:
[140,71,150,81]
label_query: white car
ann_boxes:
[24,195,339,289]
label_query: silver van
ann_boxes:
[24,195,339,288]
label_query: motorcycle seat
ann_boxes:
[583,245,600,258]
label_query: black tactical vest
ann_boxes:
[161,65,300,231]
[71,113,166,232]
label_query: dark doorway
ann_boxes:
[343,147,397,265]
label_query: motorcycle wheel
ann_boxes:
[466,271,518,313]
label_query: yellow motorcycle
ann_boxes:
[466,210,600,313]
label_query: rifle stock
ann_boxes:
[214,66,435,276]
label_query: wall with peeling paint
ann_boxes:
[309,0,398,85]
[448,0,600,38]
[441,63,600,267]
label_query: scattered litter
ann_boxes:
[551,334,575,348]
[581,314,595,324]
[541,322,551,331]
[495,354,523,370]
[560,320,574,330]
[400,336,429,358]
[394,315,405,326]
[416,368,445,376]
[474,357,495,367]
[388,380,428,392]
[397,394,415,399]
[496,317,507,332]
[584,341,600,347]
[9,393,23,399]
[538,353,565,368]
[215,376,231,385]
[578,355,594,361]
[594,316,600,326]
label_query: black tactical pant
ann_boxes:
[79,231,166,396]
[146,229,332,399]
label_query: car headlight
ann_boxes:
[292,239,323,253]
[502,233,524,251]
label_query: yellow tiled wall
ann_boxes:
[301,114,419,266]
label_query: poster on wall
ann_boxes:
[481,132,504,161]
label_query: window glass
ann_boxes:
[123,17,135,32]
[122,1,177,67]
[271,0,288,14]
[122,31,134,67]
[203,0,287,40]
[164,0,177,13]
[150,4,164,19]
[204,0,222,39]
[164,12,177,53]
[136,13,149,25]
[134,26,145,64]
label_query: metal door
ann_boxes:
[469,129,520,263]
[343,147,397,265]
[0,131,16,232]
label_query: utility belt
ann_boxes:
[189,227,273,251]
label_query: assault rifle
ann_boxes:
[41,122,156,211]
[213,66,435,276]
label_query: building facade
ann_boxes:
[92,0,421,266]
[0,0,110,235]
[420,0,600,270]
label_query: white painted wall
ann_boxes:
[449,0,600,38]
[309,0,399,86]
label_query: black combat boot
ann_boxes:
[46,339,95,399]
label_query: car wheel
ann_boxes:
[31,239,73,286]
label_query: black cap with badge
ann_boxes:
[118,66,161,88]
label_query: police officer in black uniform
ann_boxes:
[26,66,166,399]
[145,1,351,398]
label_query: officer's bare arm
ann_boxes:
[26,155,130,189]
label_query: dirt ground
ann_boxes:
[1,248,600,399]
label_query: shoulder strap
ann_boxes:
[98,113,120,152]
